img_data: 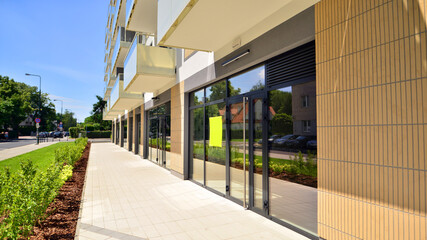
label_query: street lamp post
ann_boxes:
[53,99,63,130]
[25,73,41,145]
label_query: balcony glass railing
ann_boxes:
[125,0,134,27]
[111,35,120,69]
[110,74,122,107]
[111,6,118,36]
[112,27,135,69]
[124,34,140,69]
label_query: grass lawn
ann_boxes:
[0,142,74,173]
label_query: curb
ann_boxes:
[74,143,91,240]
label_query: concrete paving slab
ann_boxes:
[75,143,309,240]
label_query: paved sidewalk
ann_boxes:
[0,141,59,161]
[76,143,309,240]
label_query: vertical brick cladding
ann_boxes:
[315,0,427,239]
[170,82,185,174]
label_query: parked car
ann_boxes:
[273,134,297,145]
[49,131,55,137]
[64,131,70,137]
[53,131,63,138]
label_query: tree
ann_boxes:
[84,95,110,130]
[0,76,32,131]
[271,113,293,135]
[269,89,292,115]
[207,80,241,101]
[60,110,77,131]
[249,80,265,91]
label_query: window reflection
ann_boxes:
[229,65,265,97]
[206,80,226,103]
[205,104,226,194]
[190,108,204,185]
[268,80,317,235]
[190,89,204,106]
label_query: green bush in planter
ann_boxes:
[69,127,79,138]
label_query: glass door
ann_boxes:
[228,92,267,211]
[147,108,170,168]
[148,118,158,163]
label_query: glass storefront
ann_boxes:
[147,103,171,168]
[188,43,317,238]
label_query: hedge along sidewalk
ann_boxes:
[0,138,88,239]
[0,142,73,172]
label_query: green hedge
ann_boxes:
[0,138,88,239]
[69,127,79,138]
[230,129,262,139]
[87,131,111,138]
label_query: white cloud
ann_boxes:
[258,68,265,80]
[48,94,91,122]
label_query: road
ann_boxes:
[0,137,37,151]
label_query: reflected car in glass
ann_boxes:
[306,139,317,150]
[273,134,297,145]
[286,135,314,149]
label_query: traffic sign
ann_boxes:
[36,123,40,128]
[59,124,63,128]
[35,118,41,123]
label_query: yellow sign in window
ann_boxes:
[209,116,223,147]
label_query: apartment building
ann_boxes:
[102,0,427,239]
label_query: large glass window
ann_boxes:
[190,108,204,185]
[229,65,265,97]
[190,89,204,106]
[268,80,317,235]
[205,80,226,103]
[205,103,226,194]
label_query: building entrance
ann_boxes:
[228,92,267,213]
[147,103,171,168]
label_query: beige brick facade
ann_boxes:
[316,0,427,239]
[170,82,185,175]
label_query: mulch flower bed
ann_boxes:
[232,162,317,188]
[28,142,91,239]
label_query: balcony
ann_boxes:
[107,72,117,87]
[104,85,113,100]
[125,0,157,33]
[112,0,127,41]
[157,0,318,51]
[105,61,112,74]
[109,74,143,113]
[123,36,176,93]
[103,99,121,121]
[111,27,135,71]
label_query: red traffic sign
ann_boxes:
[35,118,41,123]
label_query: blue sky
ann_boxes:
[0,0,108,122]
